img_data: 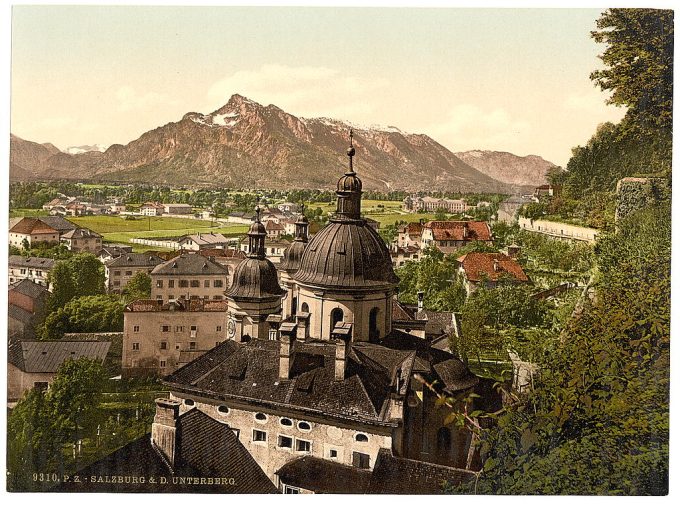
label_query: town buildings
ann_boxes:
[60,227,103,253]
[164,203,193,215]
[140,202,165,216]
[421,220,493,254]
[105,253,165,292]
[402,196,470,213]
[8,279,50,341]
[121,298,229,377]
[178,232,231,251]
[457,252,530,294]
[150,253,230,302]
[8,255,55,288]
[9,218,59,248]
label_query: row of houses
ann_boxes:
[9,216,103,253]
[43,196,126,216]
[402,196,492,213]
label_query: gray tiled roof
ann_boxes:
[9,279,50,300]
[151,253,229,276]
[8,304,34,324]
[166,338,416,426]
[276,456,372,493]
[38,215,79,233]
[17,341,110,373]
[105,253,164,268]
[61,227,103,239]
[8,255,56,269]
[366,448,476,494]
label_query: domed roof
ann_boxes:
[227,257,284,301]
[248,220,267,236]
[279,240,307,273]
[293,220,398,290]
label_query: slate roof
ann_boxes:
[457,252,529,283]
[151,253,229,276]
[125,298,229,313]
[53,418,278,493]
[38,215,79,233]
[9,279,50,300]
[105,253,164,268]
[424,221,492,242]
[9,218,58,235]
[15,341,110,373]
[8,255,56,270]
[61,227,103,239]
[165,338,416,426]
[276,456,372,493]
[366,448,476,494]
[8,304,34,325]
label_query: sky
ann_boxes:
[10,5,628,166]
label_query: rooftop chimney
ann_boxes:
[493,258,500,272]
[334,339,348,381]
[463,223,469,239]
[151,398,180,467]
[279,325,296,380]
[417,291,424,312]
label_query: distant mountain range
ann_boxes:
[10,94,555,192]
[454,150,559,187]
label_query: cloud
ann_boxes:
[206,64,389,119]
[116,85,174,112]
[422,104,532,152]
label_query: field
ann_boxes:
[307,200,437,229]
[68,215,248,250]
[9,208,49,218]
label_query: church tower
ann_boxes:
[292,130,399,342]
[226,206,285,342]
[279,204,309,320]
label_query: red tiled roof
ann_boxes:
[9,218,59,235]
[425,221,491,242]
[407,222,423,235]
[265,220,284,231]
[457,252,529,283]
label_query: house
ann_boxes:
[140,202,164,216]
[164,203,193,215]
[265,220,285,240]
[65,202,88,216]
[8,255,55,288]
[8,339,110,404]
[534,184,561,199]
[178,232,231,251]
[457,252,530,294]
[196,248,246,287]
[60,227,103,253]
[9,218,59,249]
[150,253,230,302]
[390,245,421,267]
[98,244,134,263]
[403,196,470,213]
[277,202,299,213]
[240,238,291,264]
[421,220,493,254]
[105,253,164,292]
[8,280,50,341]
[396,221,425,249]
[121,298,229,377]
[39,215,79,235]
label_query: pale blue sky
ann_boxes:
[11,6,626,165]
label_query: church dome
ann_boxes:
[227,257,284,300]
[293,220,398,290]
[279,240,306,272]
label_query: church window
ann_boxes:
[184,399,195,406]
[352,452,370,469]
[217,405,230,414]
[355,433,369,443]
[255,412,268,422]
[369,307,380,342]
[280,417,293,427]
[331,308,344,329]
[301,302,309,313]
[295,439,311,453]
[297,421,312,432]
[252,429,267,443]
[278,435,293,449]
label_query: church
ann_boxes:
[61,132,494,494]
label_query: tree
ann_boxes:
[66,253,106,296]
[590,9,673,133]
[434,207,449,221]
[123,271,151,301]
[46,261,77,312]
[39,295,125,340]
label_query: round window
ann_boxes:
[355,433,369,443]
[297,421,312,432]
[217,405,229,414]
[184,399,195,406]
[280,417,293,427]
[255,412,267,421]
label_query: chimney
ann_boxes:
[463,223,469,239]
[151,398,181,467]
[334,339,348,381]
[417,291,424,312]
[493,258,500,272]
[279,325,296,380]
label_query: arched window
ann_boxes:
[436,427,452,455]
[301,302,309,314]
[331,308,344,330]
[369,307,380,342]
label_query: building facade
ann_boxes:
[150,253,230,302]
[8,255,55,288]
[105,253,164,292]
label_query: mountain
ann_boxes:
[65,144,109,155]
[454,150,559,187]
[10,95,527,193]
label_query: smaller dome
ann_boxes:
[248,221,267,236]
[279,241,306,272]
[337,173,362,193]
[227,258,284,300]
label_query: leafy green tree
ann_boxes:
[46,261,77,312]
[434,207,449,220]
[123,271,151,301]
[66,253,106,297]
[40,295,125,340]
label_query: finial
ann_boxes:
[255,204,261,223]
[349,128,353,147]
[300,202,305,215]
[346,128,356,172]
